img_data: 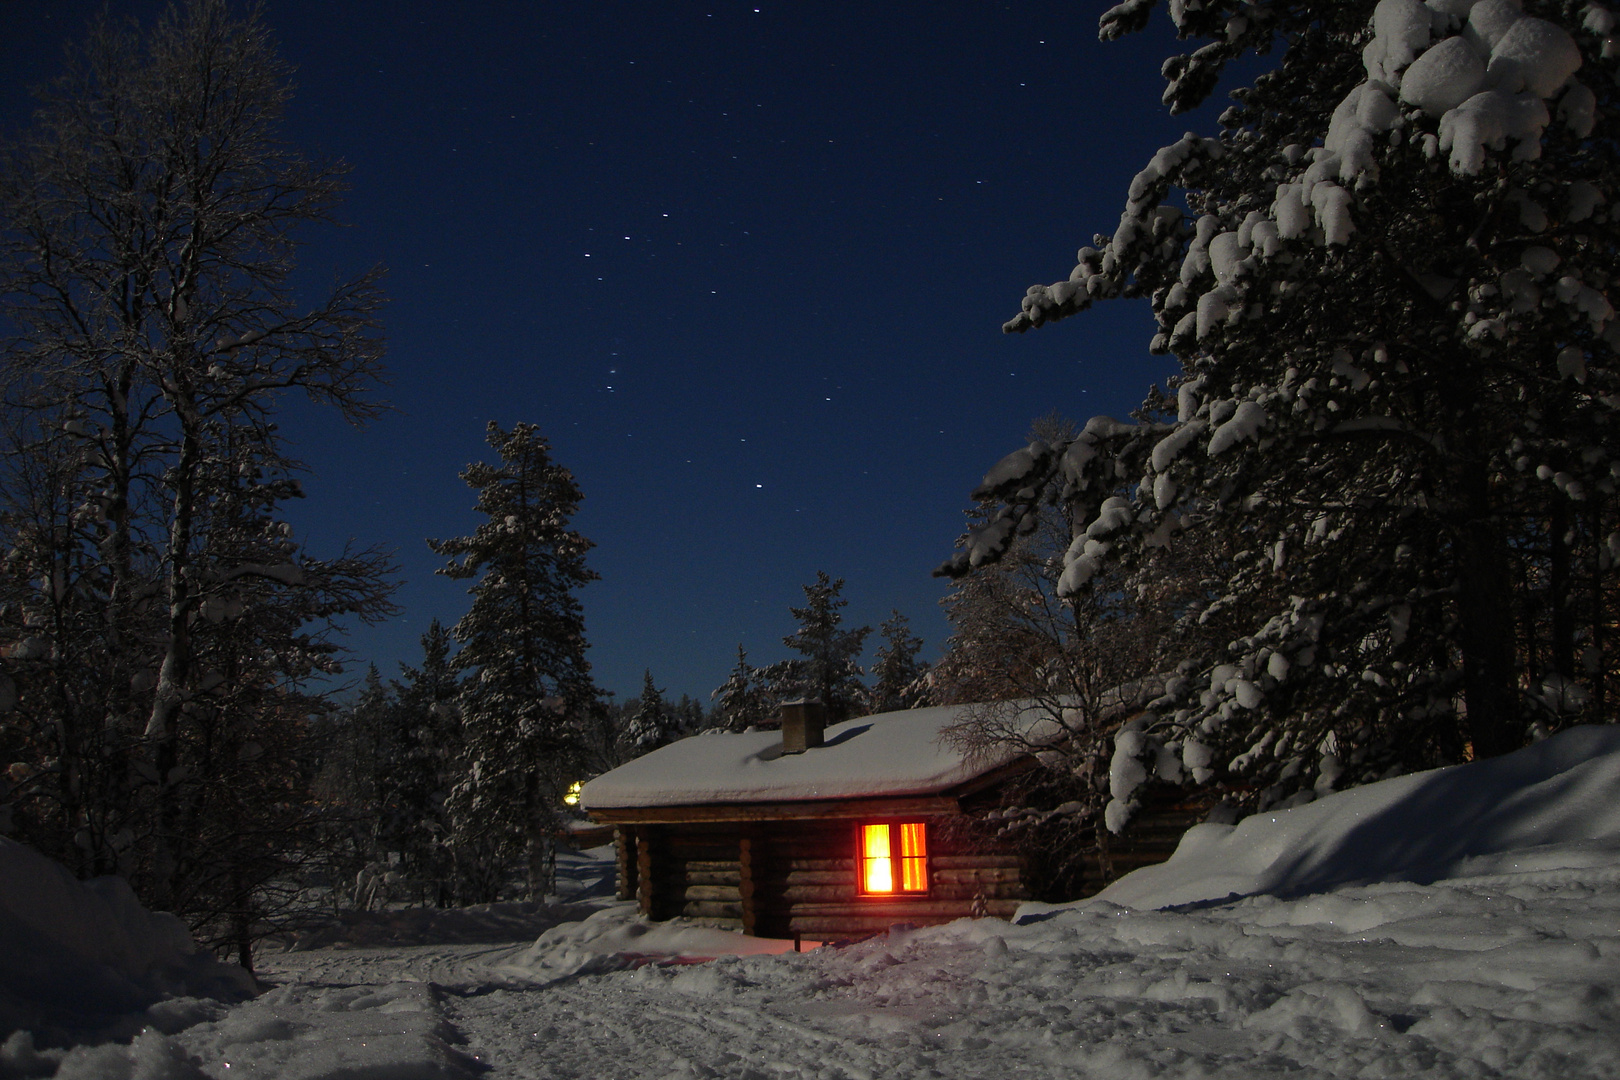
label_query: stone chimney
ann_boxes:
[779,700,827,753]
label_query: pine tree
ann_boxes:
[311,668,400,909]
[391,620,461,905]
[673,693,709,734]
[865,611,931,714]
[429,421,597,901]
[757,571,871,720]
[711,645,770,732]
[576,693,627,777]
[947,1,1620,825]
[625,669,679,755]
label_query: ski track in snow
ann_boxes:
[241,870,1620,1080]
[13,734,1620,1079]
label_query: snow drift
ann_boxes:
[0,838,255,1041]
[1083,724,1620,911]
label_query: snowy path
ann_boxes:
[235,868,1620,1080]
[16,734,1620,1080]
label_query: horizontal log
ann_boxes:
[684,870,742,887]
[794,897,1023,919]
[779,884,856,903]
[930,854,1022,870]
[782,869,853,886]
[790,916,956,935]
[682,900,744,919]
[774,865,1023,885]
[787,906,1021,935]
[772,880,1024,900]
[591,795,960,824]
[684,884,742,902]
[932,867,1020,885]
[682,860,741,874]
[666,846,740,861]
[788,899,990,918]
[748,896,1025,920]
[929,883,1029,901]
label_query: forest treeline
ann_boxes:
[0,1,956,965]
[6,0,1620,965]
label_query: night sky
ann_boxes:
[0,3,1237,704]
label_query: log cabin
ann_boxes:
[580,700,1205,939]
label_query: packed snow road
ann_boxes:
[7,729,1620,1079]
[240,869,1620,1080]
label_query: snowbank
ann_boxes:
[242,727,1620,1080]
[494,903,801,984]
[284,900,605,953]
[0,838,255,1042]
[1079,724,1620,911]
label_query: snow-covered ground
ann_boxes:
[5,727,1620,1079]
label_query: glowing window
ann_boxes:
[858,822,928,895]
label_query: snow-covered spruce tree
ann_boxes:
[625,669,680,755]
[946,0,1620,828]
[756,571,871,721]
[311,668,399,906]
[864,611,933,714]
[429,421,597,902]
[711,645,772,731]
[0,0,395,941]
[672,693,709,733]
[389,619,462,905]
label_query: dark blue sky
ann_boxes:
[1,3,1229,704]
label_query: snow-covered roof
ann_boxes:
[581,702,1049,810]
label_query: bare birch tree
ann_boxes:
[0,0,394,963]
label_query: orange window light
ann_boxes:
[861,823,893,893]
[899,822,927,892]
[860,822,928,895]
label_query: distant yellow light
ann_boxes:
[564,781,582,807]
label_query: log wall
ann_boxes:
[617,790,1212,938]
[626,815,1030,939]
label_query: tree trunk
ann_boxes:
[143,421,201,909]
[525,782,555,901]
[1455,458,1521,759]
[1548,499,1574,679]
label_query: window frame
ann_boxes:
[854,820,930,898]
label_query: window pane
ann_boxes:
[899,823,927,891]
[900,857,927,892]
[862,824,892,892]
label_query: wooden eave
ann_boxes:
[588,793,961,825]
[938,751,1040,802]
